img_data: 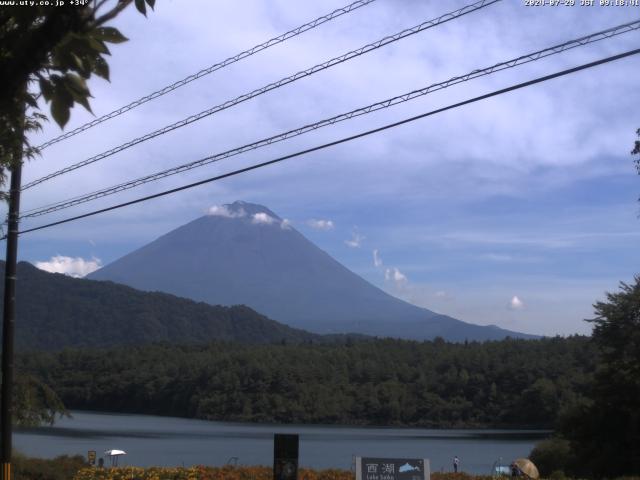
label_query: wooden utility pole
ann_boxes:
[1,108,24,480]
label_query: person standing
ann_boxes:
[453,456,460,473]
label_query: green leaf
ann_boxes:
[145,0,155,9]
[86,37,110,55]
[50,48,67,70]
[39,78,54,102]
[93,56,110,82]
[51,97,70,128]
[70,53,85,71]
[68,52,92,79]
[135,0,147,16]
[51,76,74,106]
[63,74,93,113]
[72,94,93,114]
[64,73,90,95]
[92,27,128,44]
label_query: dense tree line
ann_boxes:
[529,277,640,478]
[0,261,331,350]
[20,336,594,429]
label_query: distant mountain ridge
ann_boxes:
[89,201,537,341]
[0,261,327,351]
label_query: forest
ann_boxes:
[0,261,331,350]
[20,335,594,429]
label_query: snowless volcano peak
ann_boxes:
[207,201,282,222]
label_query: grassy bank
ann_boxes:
[14,453,88,480]
[14,461,640,480]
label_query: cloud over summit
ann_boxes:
[207,205,246,218]
[252,212,277,225]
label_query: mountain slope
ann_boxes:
[89,201,536,341]
[0,261,324,351]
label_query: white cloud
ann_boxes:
[307,219,334,230]
[385,267,408,286]
[35,255,102,278]
[345,231,364,248]
[373,249,410,292]
[373,249,383,267]
[207,205,245,218]
[435,290,449,298]
[281,218,292,230]
[252,212,276,225]
[508,295,525,310]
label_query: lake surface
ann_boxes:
[16,411,549,474]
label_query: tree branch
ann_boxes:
[93,0,132,27]
[93,0,111,13]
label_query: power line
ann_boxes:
[22,0,501,191]
[20,19,640,219]
[35,0,378,151]
[13,47,640,238]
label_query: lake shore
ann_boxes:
[15,411,548,474]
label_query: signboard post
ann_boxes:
[273,433,298,480]
[356,457,430,480]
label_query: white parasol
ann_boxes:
[104,450,126,456]
[104,449,127,466]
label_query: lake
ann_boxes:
[15,411,549,474]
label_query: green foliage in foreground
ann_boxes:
[21,336,594,428]
[558,277,640,478]
[0,373,66,427]
[530,277,640,478]
[11,374,67,427]
[529,437,575,478]
[14,453,87,480]
[0,1,152,195]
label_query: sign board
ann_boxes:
[87,450,96,465]
[273,433,298,480]
[356,457,430,480]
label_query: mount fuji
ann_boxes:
[88,201,536,341]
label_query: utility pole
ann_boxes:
[1,107,24,480]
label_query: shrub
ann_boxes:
[14,453,88,480]
[73,466,352,480]
[72,467,498,480]
[529,437,573,477]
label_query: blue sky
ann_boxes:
[9,0,640,336]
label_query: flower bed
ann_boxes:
[73,466,493,480]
